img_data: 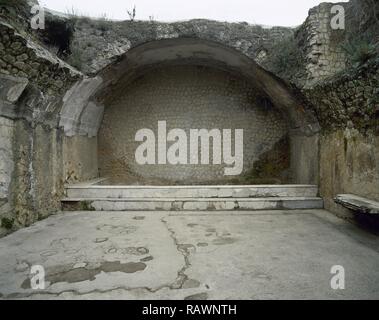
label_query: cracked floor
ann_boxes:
[0,209,379,299]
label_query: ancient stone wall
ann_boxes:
[0,2,95,236]
[63,135,99,184]
[0,117,14,224]
[0,1,304,234]
[99,65,290,185]
[319,129,379,220]
[261,0,378,88]
[0,21,79,96]
[346,0,379,36]
[304,60,378,133]
[8,121,63,231]
[295,2,347,88]
[67,17,293,75]
[295,0,379,219]
[0,0,377,234]
[304,51,378,219]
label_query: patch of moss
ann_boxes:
[0,0,28,9]
[341,32,378,68]
[80,201,96,211]
[1,217,14,230]
[243,136,290,184]
[262,35,305,84]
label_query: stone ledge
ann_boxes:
[61,196,324,211]
[334,194,379,215]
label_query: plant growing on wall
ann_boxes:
[0,0,30,17]
[342,32,379,68]
[262,34,305,85]
[0,0,26,7]
[127,5,136,21]
[66,43,83,70]
[1,217,14,230]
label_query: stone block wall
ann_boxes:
[304,59,379,218]
[297,0,379,219]
[0,21,79,96]
[0,3,95,236]
[295,2,347,88]
[98,65,290,185]
[66,17,293,74]
[303,60,378,134]
[261,0,377,88]
[345,0,379,36]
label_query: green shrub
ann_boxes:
[127,5,136,21]
[263,35,304,82]
[97,13,112,32]
[342,33,379,67]
[0,0,27,7]
[66,45,83,70]
[0,0,29,16]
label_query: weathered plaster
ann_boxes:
[0,117,14,232]
[59,77,103,137]
[63,135,99,184]
[98,65,290,185]
[320,129,379,218]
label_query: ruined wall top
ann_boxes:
[0,0,377,135]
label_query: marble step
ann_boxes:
[65,185,319,199]
[62,196,324,211]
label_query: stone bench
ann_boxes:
[334,194,379,215]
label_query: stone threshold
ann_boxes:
[66,184,319,189]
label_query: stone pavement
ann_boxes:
[0,210,378,300]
